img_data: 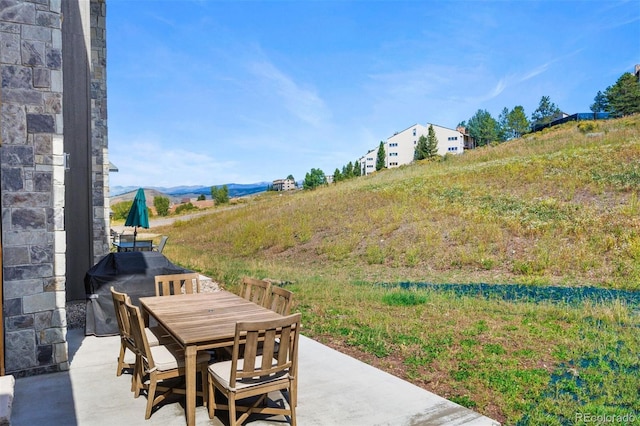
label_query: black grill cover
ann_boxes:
[84,251,192,336]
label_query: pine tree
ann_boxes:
[425,125,438,158]
[498,107,510,141]
[531,96,561,126]
[414,135,428,160]
[345,161,354,178]
[376,141,386,171]
[507,106,529,139]
[333,168,342,182]
[466,109,499,146]
[605,73,640,117]
[590,91,609,113]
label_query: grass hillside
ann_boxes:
[155,115,640,424]
[163,115,639,290]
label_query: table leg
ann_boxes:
[185,345,197,426]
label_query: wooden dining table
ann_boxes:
[139,291,284,426]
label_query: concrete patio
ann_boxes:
[11,329,500,425]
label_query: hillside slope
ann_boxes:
[154,115,640,424]
[159,115,640,290]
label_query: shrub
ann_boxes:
[365,245,385,264]
[154,196,170,216]
[175,202,197,214]
[111,201,132,220]
[577,121,598,133]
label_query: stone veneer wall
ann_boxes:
[0,0,67,375]
[90,0,110,263]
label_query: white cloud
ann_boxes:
[520,63,550,82]
[109,137,241,188]
[247,59,331,127]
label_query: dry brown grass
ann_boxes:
[152,115,640,424]
[159,115,640,291]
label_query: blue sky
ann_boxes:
[107,0,640,189]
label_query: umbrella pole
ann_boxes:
[133,226,137,251]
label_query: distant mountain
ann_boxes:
[110,183,270,199]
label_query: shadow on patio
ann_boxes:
[11,329,499,425]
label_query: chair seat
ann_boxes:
[121,327,169,370]
[146,326,171,346]
[209,356,289,392]
[151,344,211,372]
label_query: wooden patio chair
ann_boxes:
[267,285,294,315]
[238,277,272,307]
[266,285,296,399]
[124,298,210,419]
[110,287,168,386]
[224,277,278,360]
[154,272,201,296]
[207,313,301,426]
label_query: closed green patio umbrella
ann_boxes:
[124,188,149,250]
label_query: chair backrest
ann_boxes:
[239,277,272,307]
[124,298,156,371]
[120,233,134,242]
[110,286,132,340]
[154,273,201,296]
[229,313,301,387]
[267,286,293,315]
[156,235,169,253]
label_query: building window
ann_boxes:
[389,142,398,147]
[448,146,458,152]
[389,152,398,156]
[389,162,398,166]
[412,129,416,136]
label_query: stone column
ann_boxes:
[1,0,68,375]
[90,0,110,262]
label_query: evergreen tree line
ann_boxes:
[461,70,640,147]
[301,70,639,189]
[333,160,362,183]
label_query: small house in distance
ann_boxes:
[272,178,296,191]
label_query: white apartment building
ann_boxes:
[359,123,465,176]
[360,147,380,176]
[386,123,464,169]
